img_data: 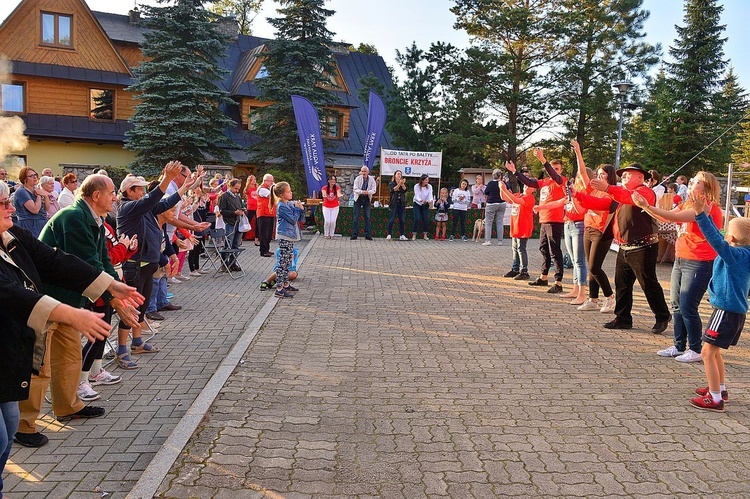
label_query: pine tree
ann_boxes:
[250,0,338,179]
[663,0,728,174]
[714,67,748,171]
[554,0,659,166]
[451,0,567,161]
[126,0,235,175]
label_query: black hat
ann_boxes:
[616,163,651,181]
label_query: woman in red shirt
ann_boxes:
[321,175,342,238]
[633,171,723,363]
[570,141,618,313]
[245,175,259,245]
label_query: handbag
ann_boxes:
[238,213,251,233]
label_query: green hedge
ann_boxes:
[314,206,541,239]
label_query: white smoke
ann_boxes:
[0,55,29,172]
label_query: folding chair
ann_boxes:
[207,228,246,279]
[200,229,224,271]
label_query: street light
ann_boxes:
[613,81,632,170]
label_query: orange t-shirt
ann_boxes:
[583,189,612,232]
[256,183,276,218]
[538,177,566,224]
[510,193,535,238]
[675,203,723,261]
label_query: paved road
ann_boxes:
[149,236,750,498]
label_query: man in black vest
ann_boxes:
[576,163,671,334]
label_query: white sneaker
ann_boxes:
[169,277,181,284]
[676,349,703,363]
[600,295,616,313]
[386,235,392,240]
[496,241,504,246]
[198,269,211,274]
[189,271,201,277]
[89,368,122,386]
[77,381,101,402]
[657,346,684,357]
[179,274,191,281]
[576,299,600,311]
[481,241,492,246]
[399,235,407,241]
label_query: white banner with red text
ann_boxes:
[380,149,442,178]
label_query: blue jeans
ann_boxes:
[388,202,405,236]
[484,202,507,243]
[0,401,20,494]
[511,237,528,273]
[352,197,372,237]
[670,258,713,353]
[564,221,587,285]
[412,203,429,234]
[146,275,169,313]
[224,222,242,265]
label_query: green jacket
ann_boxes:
[39,199,118,307]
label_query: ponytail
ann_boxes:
[271,181,289,207]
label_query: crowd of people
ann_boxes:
[0,163,308,493]
[1,152,750,494]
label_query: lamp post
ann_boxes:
[613,82,632,170]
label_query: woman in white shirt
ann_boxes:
[412,174,433,240]
[58,173,78,208]
[450,178,471,241]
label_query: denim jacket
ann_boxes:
[276,201,305,241]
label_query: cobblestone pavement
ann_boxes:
[5,239,308,499]
[155,236,750,498]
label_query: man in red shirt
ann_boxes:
[256,174,275,257]
[507,149,567,293]
[573,163,670,334]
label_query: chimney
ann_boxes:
[128,9,141,25]
[216,16,239,41]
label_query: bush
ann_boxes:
[258,168,306,200]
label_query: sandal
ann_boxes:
[115,353,139,370]
[131,342,160,355]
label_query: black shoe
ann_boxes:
[58,406,106,421]
[503,270,519,278]
[229,264,242,272]
[158,303,182,311]
[350,236,358,240]
[603,319,632,330]
[651,319,671,334]
[528,278,549,286]
[261,252,273,257]
[365,236,373,241]
[146,311,165,321]
[14,432,49,448]
[514,272,530,281]
[547,284,563,294]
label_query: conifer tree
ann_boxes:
[126,0,235,175]
[250,0,338,177]
[663,0,728,173]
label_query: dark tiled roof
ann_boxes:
[18,11,395,159]
[22,114,133,143]
[13,60,133,85]
[93,11,149,44]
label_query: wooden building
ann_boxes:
[0,0,395,176]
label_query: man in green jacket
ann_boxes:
[16,174,140,448]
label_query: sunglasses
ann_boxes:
[27,173,39,178]
[0,199,12,209]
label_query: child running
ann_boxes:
[499,181,535,280]
[270,182,305,299]
[688,193,750,411]
[434,187,451,240]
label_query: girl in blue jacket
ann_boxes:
[270,182,305,298]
